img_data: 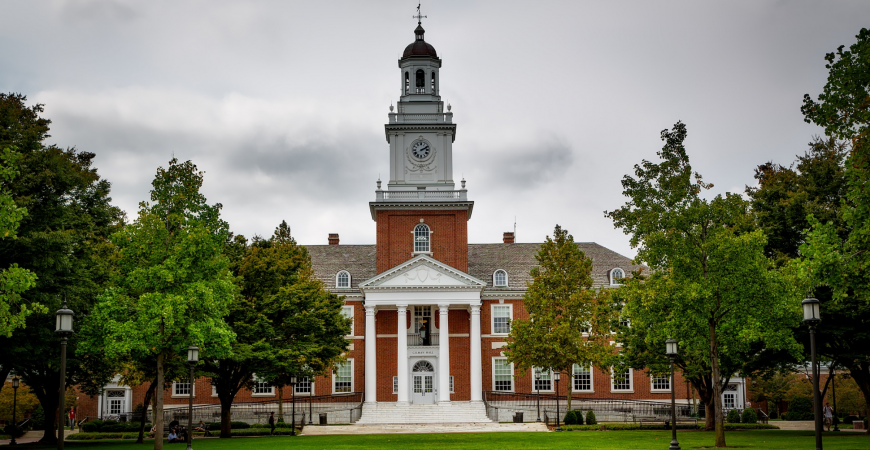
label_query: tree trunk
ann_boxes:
[154,349,164,450]
[709,320,726,448]
[136,381,157,444]
[219,398,233,438]
[847,362,870,434]
[32,377,59,445]
[688,374,715,430]
[277,387,284,422]
[565,369,573,412]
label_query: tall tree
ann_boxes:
[87,159,236,450]
[203,221,350,437]
[606,122,802,447]
[0,93,123,444]
[504,225,614,411]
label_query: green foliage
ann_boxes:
[3,424,23,438]
[505,225,615,410]
[726,409,741,423]
[563,410,578,425]
[205,421,250,429]
[785,396,814,420]
[585,410,597,425]
[80,422,99,433]
[559,423,778,431]
[30,404,44,429]
[0,380,40,421]
[741,408,758,424]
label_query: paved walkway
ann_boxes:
[771,420,866,432]
[0,428,80,445]
[301,422,549,435]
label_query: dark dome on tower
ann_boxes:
[402,24,438,58]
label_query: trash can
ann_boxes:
[513,411,524,423]
[319,413,328,425]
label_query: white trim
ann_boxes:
[171,381,195,398]
[650,373,671,393]
[492,357,514,392]
[492,269,508,287]
[251,374,275,397]
[491,303,513,335]
[413,223,432,253]
[573,364,594,393]
[211,385,218,398]
[610,367,634,393]
[341,305,355,336]
[336,270,351,289]
[532,367,554,392]
[294,377,314,396]
[333,359,354,394]
[610,268,625,286]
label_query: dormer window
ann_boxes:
[610,268,625,286]
[493,270,508,287]
[414,224,431,253]
[336,271,351,289]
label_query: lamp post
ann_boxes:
[535,368,542,422]
[55,303,74,450]
[802,295,822,450]
[185,346,198,450]
[554,371,562,432]
[11,376,20,446]
[666,339,681,450]
[290,375,297,436]
[831,368,839,432]
[308,378,313,425]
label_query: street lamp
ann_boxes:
[554,371,562,432]
[186,346,199,450]
[802,295,822,450]
[11,376,20,446]
[55,303,74,450]
[666,339,681,450]
[290,375,298,436]
[535,368,542,422]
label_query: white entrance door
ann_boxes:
[105,390,126,418]
[411,360,436,404]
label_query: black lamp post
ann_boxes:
[11,376,20,446]
[535,368,542,422]
[666,339,681,450]
[802,295,822,450]
[186,346,199,450]
[308,378,313,425]
[554,371,562,432]
[290,375,297,436]
[55,303,74,450]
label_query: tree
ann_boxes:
[605,122,803,447]
[799,29,870,432]
[749,372,793,418]
[0,93,123,444]
[203,221,351,437]
[504,225,614,411]
[87,159,236,450]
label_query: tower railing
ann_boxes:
[375,190,467,201]
[388,112,453,124]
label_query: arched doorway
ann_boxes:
[411,360,436,404]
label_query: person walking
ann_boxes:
[268,412,276,436]
[824,402,834,431]
[68,408,76,430]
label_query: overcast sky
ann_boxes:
[2,1,866,259]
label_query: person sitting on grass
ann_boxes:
[167,429,180,443]
[195,421,206,432]
[149,424,157,438]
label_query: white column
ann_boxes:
[364,305,377,403]
[397,305,409,404]
[438,303,451,403]
[470,304,482,402]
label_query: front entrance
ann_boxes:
[411,360,436,404]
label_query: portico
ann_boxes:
[359,255,485,405]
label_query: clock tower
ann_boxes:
[371,18,472,273]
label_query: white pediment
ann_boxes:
[359,254,486,290]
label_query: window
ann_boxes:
[573,364,593,392]
[610,268,625,285]
[295,377,312,395]
[611,368,633,391]
[415,69,425,93]
[533,367,552,391]
[493,358,513,391]
[334,360,353,393]
[619,315,630,328]
[450,376,454,393]
[412,360,434,372]
[431,71,436,94]
[336,271,350,288]
[341,305,354,335]
[106,390,125,415]
[414,224,430,253]
[393,376,398,394]
[173,382,192,397]
[492,305,512,334]
[651,374,671,391]
[723,392,736,409]
[253,377,274,395]
[405,71,409,94]
[493,270,508,287]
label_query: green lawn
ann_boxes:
[23,430,870,450]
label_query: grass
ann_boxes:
[12,430,868,450]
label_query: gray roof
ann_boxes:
[305,243,641,291]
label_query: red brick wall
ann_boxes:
[375,209,468,273]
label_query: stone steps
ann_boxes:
[356,401,493,424]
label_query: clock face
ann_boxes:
[411,140,431,160]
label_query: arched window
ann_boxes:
[415,69,425,93]
[414,224,431,253]
[610,268,625,285]
[493,270,508,287]
[431,71,436,94]
[412,360,434,372]
[336,270,350,288]
[404,72,410,94]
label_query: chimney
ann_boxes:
[328,233,340,245]
[503,232,515,244]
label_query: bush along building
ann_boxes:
[76,19,750,427]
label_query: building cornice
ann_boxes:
[384,123,457,143]
[369,201,474,221]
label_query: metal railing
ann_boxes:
[388,112,454,124]
[407,332,439,346]
[375,190,467,202]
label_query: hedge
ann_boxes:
[68,428,301,441]
[560,422,779,432]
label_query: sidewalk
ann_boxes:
[0,428,80,446]
[773,420,866,433]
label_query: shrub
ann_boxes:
[741,408,758,424]
[726,409,741,423]
[80,423,99,433]
[30,405,45,429]
[585,410,597,425]
[563,410,578,425]
[786,396,814,420]
[205,421,250,429]
[574,410,585,425]
[3,424,24,438]
[101,424,129,432]
[101,420,118,427]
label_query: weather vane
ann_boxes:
[413,3,427,24]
